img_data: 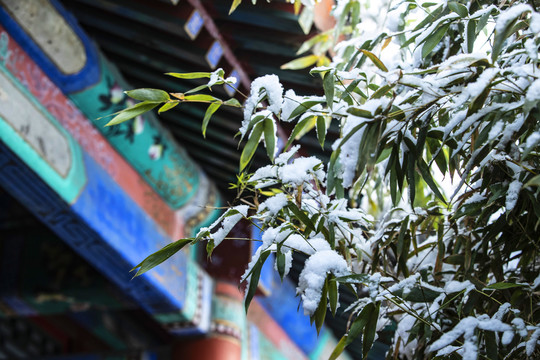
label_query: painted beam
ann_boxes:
[0,0,223,219]
[0,50,212,335]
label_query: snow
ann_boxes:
[463,192,486,205]
[505,179,522,212]
[297,250,349,315]
[533,273,540,289]
[259,193,288,216]
[531,12,540,33]
[526,328,540,356]
[277,156,325,186]
[208,68,223,87]
[526,79,540,103]
[464,68,498,99]
[242,75,283,136]
[444,280,475,294]
[526,132,540,150]
[429,317,512,360]
[495,4,533,35]
[198,205,248,247]
[281,89,302,122]
[488,121,504,141]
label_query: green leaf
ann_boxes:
[492,7,530,62]
[328,275,338,316]
[165,72,211,79]
[485,282,525,290]
[125,88,170,102]
[276,250,286,281]
[297,32,330,55]
[105,101,158,127]
[284,115,316,150]
[281,55,319,70]
[263,117,276,161]
[335,273,370,284]
[371,84,392,99]
[407,153,416,205]
[288,202,316,234]
[484,330,498,360]
[466,19,476,53]
[244,250,271,313]
[347,107,374,118]
[289,100,323,120]
[363,302,380,359]
[421,24,450,59]
[202,102,221,138]
[298,5,314,35]
[206,239,216,258]
[229,0,242,14]
[313,280,328,334]
[329,303,374,360]
[183,94,221,102]
[185,84,209,94]
[223,98,242,107]
[525,174,540,187]
[132,238,193,277]
[448,2,468,17]
[158,101,179,113]
[359,49,388,72]
[323,71,335,110]
[417,158,446,203]
[240,121,264,171]
[316,116,327,149]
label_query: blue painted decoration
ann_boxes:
[206,40,223,69]
[185,10,204,40]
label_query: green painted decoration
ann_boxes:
[69,57,200,209]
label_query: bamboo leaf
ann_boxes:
[466,19,476,53]
[185,84,209,94]
[166,72,211,79]
[229,0,242,14]
[289,100,322,120]
[183,94,221,102]
[281,55,319,70]
[244,250,271,313]
[323,71,335,109]
[347,107,374,118]
[313,280,328,334]
[132,239,193,277]
[240,121,264,171]
[417,158,446,203]
[328,275,338,316]
[329,303,374,360]
[288,202,316,234]
[158,101,179,113]
[125,88,170,102]
[105,102,158,127]
[362,302,380,359]
[485,282,525,290]
[334,274,370,284]
[284,115,316,150]
[224,98,242,107]
[316,116,327,149]
[202,102,221,138]
[359,49,388,72]
[263,117,276,161]
[448,2,468,17]
[276,250,286,281]
[421,24,450,59]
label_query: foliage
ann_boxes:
[119,0,540,358]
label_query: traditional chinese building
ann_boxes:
[0,0,383,359]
